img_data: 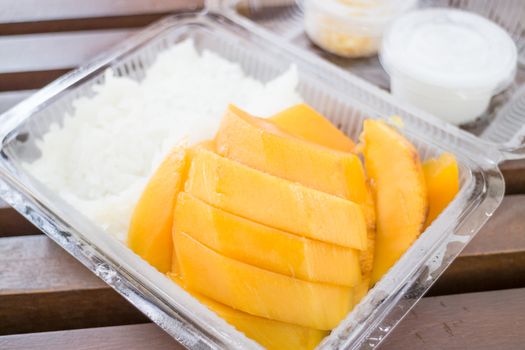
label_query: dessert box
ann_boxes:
[0,5,523,350]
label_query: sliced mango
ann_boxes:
[215,105,367,203]
[269,103,355,152]
[173,230,353,330]
[185,146,367,249]
[266,104,376,288]
[128,147,188,272]
[174,192,361,286]
[203,298,328,350]
[361,120,428,284]
[423,152,459,228]
[169,274,328,350]
[352,279,370,307]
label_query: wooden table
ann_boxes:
[0,1,524,349]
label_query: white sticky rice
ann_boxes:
[25,39,303,241]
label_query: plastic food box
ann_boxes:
[302,0,417,58]
[0,6,523,350]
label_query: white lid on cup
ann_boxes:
[380,8,518,95]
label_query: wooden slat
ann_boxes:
[428,194,525,295]
[0,31,132,74]
[0,30,133,74]
[0,30,134,91]
[0,0,203,35]
[0,289,147,336]
[382,288,525,349]
[0,288,523,350]
[0,324,180,350]
[0,14,178,36]
[0,0,202,23]
[0,235,104,291]
[0,69,71,91]
[0,204,39,236]
[1,193,524,334]
[0,235,147,335]
[501,159,525,195]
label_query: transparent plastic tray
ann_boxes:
[226,0,525,157]
[0,8,518,350]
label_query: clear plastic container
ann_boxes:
[0,7,523,350]
[302,0,418,58]
[380,8,518,125]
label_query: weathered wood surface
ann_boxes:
[428,194,525,295]
[0,324,179,350]
[0,235,146,335]
[1,192,524,334]
[0,0,203,35]
[0,30,134,91]
[1,288,523,350]
[0,0,203,23]
[382,288,525,350]
[501,159,525,195]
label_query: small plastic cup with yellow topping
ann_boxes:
[303,0,418,58]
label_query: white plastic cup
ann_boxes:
[303,0,418,58]
[380,8,518,125]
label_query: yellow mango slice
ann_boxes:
[352,279,370,307]
[168,274,328,350]
[215,105,367,204]
[128,147,188,272]
[269,103,355,152]
[173,230,353,330]
[203,299,328,350]
[267,105,376,290]
[361,120,428,284]
[423,153,459,228]
[174,192,361,286]
[185,146,367,249]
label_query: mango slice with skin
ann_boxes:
[361,120,428,285]
[128,147,188,273]
[423,152,459,229]
[173,192,361,286]
[173,230,354,330]
[269,104,355,152]
[359,184,376,284]
[215,105,367,204]
[185,146,367,249]
[168,274,328,350]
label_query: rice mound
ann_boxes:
[25,39,302,241]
